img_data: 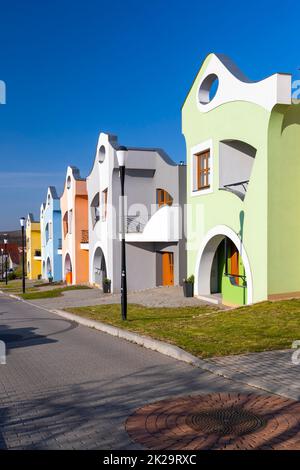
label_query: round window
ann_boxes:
[98,145,106,163]
[198,74,219,105]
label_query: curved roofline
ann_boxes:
[181,52,291,109]
[87,132,181,178]
[60,165,86,199]
[86,132,118,178]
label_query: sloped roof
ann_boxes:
[0,243,21,265]
[69,166,85,181]
[48,186,59,199]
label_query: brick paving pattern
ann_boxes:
[126,393,300,450]
[208,350,300,401]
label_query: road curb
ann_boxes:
[50,308,204,366]
[48,309,293,399]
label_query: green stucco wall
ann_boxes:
[182,54,271,304]
[268,103,300,296]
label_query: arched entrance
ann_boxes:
[195,225,253,305]
[92,246,107,288]
[42,260,45,278]
[64,253,72,284]
[46,257,52,278]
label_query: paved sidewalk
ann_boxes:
[206,349,300,401]
[27,286,213,309]
[0,294,253,450]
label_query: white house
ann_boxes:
[86,132,186,293]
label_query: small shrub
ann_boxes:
[8,272,17,280]
[184,274,194,284]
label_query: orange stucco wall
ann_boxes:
[60,171,89,285]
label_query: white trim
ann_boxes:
[190,139,213,197]
[195,54,291,113]
[80,243,89,250]
[194,224,253,304]
[90,242,108,285]
[63,251,72,279]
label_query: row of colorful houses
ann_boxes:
[25,53,300,306]
[26,133,186,294]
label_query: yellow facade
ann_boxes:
[26,214,42,280]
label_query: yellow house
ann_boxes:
[26,213,42,280]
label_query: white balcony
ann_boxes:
[80,243,89,250]
[33,250,42,260]
[123,205,180,243]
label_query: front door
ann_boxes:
[229,240,239,285]
[162,252,174,286]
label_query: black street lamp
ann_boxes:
[116,146,128,321]
[0,248,3,281]
[20,217,26,293]
[4,237,8,285]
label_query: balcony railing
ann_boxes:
[125,215,148,233]
[81,230,89,243]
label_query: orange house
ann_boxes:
[60,166,89,285]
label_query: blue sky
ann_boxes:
[0,0,300,230]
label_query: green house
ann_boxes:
[182,53,300,306]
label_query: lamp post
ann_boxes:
[4,237,8,285]
[20,217,26,293]
[0,248,3,281]
[116,146,128,321]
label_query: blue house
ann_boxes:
[40,186,62,282]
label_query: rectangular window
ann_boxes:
[195,150,210,191]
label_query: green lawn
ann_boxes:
[21,285,91,299]
[65,300,300,358]
[0,279,40,294]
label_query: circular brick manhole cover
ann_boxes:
[125,393,300,450]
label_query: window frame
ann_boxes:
[157,188,173,208]
[195,150,210,191]
[190,140,213,197]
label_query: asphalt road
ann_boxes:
[0,294,257,450]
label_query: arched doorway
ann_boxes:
[46,257,52,279]
[42,260,45,278]
[195,225,253,305]
[92,246,107,288]
[64,253,72,284]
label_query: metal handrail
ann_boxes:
[125,215,148,233]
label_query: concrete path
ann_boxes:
[28,285,213,309]
[0,293,258,450]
